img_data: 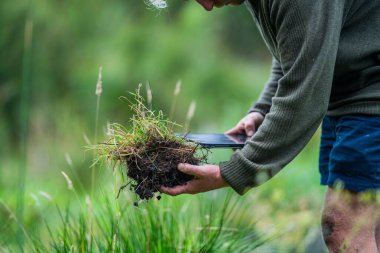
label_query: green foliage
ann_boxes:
[1,177,271,252]
[41,192,270,253]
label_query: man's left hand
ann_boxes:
[160,163,229,196]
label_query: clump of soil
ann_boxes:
[97,90,207,202]
[108,128,207,200]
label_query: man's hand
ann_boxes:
[160,163,228,196]
[226,112,264,136]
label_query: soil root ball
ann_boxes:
[116,136,207,200]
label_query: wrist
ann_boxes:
[218,167,229,188]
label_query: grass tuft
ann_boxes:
[95,87,208,202]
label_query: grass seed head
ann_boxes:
[185,100,196,131]
[174,80,181,96]
[39,191,53,201]
[61,171,74,191]
[95,66,103,97]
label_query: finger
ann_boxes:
[178,163,207,177]
[225,125,245,135]
[244,121,255,136]
[160,185,188,196]
[160,181,198,196]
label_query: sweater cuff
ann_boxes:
[219,151,257,195]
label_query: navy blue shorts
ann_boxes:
[319,115,380,192]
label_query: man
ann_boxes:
[161,0,380,252]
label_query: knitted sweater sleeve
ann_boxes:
[220,0,345,195]
[248,57,282,116]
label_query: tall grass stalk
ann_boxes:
[61,170,95,251]
[64,153,86,193]
[169,80,181,120]
[89,66,103,251]
[146,81,152,110]
[17,18,33,252]
[92,66,103,197]
[184,100,196,132]
[1,201,36,253]
[61,171,86,216]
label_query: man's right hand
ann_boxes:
[225,112,264,137]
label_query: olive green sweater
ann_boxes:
[220,0,380,195]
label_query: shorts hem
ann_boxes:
[320,180,380,192]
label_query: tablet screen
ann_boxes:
[176,133,249,148]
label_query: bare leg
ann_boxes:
[321,187,379,253]
[376,220,380,250]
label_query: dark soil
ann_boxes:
[117,136,207,201]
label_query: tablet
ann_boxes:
[176,133,249,148]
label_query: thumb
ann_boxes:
[244,122,255,136]
[225,125,244,135]
[177,163,205,177]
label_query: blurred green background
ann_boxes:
[0,0,325,252]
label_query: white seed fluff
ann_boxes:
[148,0,167,9]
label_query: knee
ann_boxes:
[321,208,349,249]
[321,211,335,246]
[321,213,334,242]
